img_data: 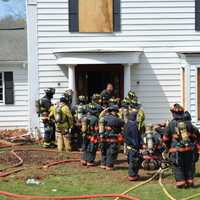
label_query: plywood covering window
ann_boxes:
[79,0,113,32]
[198,68,200,120]
[69,0,121,32]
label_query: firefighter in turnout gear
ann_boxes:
[91,94,102,116]
[99,105,124,170]
[142,124,163,171]
[100,96,109,109]
[49,97,73,152]
[81,104,99,166]
[124,112,143,181]
[35,88,56,148]
[63,89,73,108]
[71,95,88,150]
[127,90,138,102]
[74,95,88,121]
[129,99,145,135]
[164,104,200,188]
[119,98,130,124]
[108,98,120,107]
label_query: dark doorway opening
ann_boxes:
[75,64,124,100]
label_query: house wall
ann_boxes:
[0,64,28,129]
[28,0,200,126]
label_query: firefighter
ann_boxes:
[126,90,138,102]
[91,93,102,116]
[124,112,143,181]
[99,105,124,170]
[129,99,145,135]
[100,96,109,110]
[71,95,88,150]
[80,104,99,166]
[35,88,56,148]
[119,98,130,124]
[63,89,73,108]
[142,124,162,171]
[108,98,120,107]
[164,104,200,188]
[73,95,88,121]
[49,97,73,152]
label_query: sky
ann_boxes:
[0,0,26,19]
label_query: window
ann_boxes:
[195,0,200,31]
[0,72,14,104]
[69,0,121,32]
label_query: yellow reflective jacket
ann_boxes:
[49,103,73,130]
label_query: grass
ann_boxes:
[0,148,200,200]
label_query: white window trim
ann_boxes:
[0,72,5,105]
[196,65,200,122]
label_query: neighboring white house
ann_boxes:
[0,27,28,129]
[26,0,200,132]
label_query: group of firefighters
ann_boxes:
[36,83,200,188]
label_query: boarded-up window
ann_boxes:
[69,0,121,32]
[195,0,200,31]
[198,68,200,120]
[79,0,113,32]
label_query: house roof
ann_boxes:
[0,28,27,61]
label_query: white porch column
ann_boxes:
[68,65,76,104]
[124,64,131,97]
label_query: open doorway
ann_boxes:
[75,64,124,100]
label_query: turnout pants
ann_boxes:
[56,129,71,152]
[82,138,97,164]
[101,142,118,167]
[170,150,198,187]
[43,122,56,146]
[127,149,141,178]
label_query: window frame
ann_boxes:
[0,72,5,104]
[69,0,121,33]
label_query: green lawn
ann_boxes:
[0,149,200,200]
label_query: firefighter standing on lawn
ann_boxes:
[71,95,88,149]
[163,104,200,188]
[124,112,143,181]
[80,104,99,166]
[35,88,56,148]
[99,105,124,170]
[49,97,73,152]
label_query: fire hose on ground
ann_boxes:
[1,148,200,200]
[0,148,81,177]
[0,192,139,200]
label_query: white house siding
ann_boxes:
[32,0,200,124]
[0,64,28,129]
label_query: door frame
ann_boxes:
[75,64,124,99]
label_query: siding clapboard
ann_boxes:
[0,64,28,129]
[35,0,200,123]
